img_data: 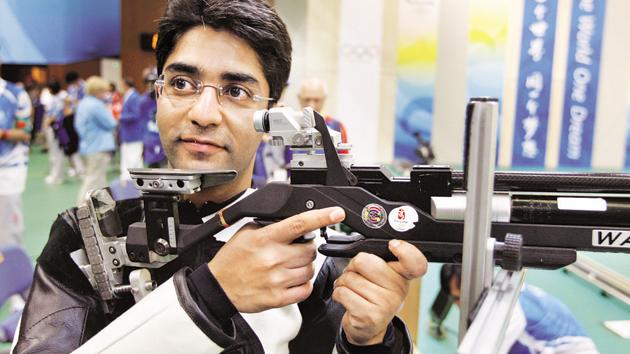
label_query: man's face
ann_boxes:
[298,85,326,113]
[157,26,266,180]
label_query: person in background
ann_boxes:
[74,76,118,206]
[256,77,350,185]
[65,71,85,107]
[118,77,145,182]
[43,81,67,185]
[0,66,32,246]
[28,85,46,145]
[297,77,348,147]
[140,68,166,168]
[62,71,86,178]
[109,82,123,120]
[251,133,288,188]
[441,264,599,354]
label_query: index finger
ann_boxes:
[259,207,345,244]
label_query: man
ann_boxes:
[140,68,167,168]
[13,1,426,353]
[441,264,599,354]
[43,81,67,185]
[118,77,145,182]
[74,76,118,206]
[297,77,348,146]
[65,71,85,107]
[61,71,86,177]
[0,66,32,246]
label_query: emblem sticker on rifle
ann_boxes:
[592,230,630,248]
[362,204,387,229]
[388,206,419,232]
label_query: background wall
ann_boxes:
[0,0,120,64]
[120,0,168,91]
[279,0,630,171]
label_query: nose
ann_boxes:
[188,86,223,127]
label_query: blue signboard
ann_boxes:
[0,0,120,64]
[558,0,606,169]
[511,0,559,168]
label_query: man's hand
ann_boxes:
[208,207,345,313]
[333,240,427,345]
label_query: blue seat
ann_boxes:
[0,245,33,343]
[109,179,141,201]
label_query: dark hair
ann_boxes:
[440,264,462,294]
[65,71,80,84]
[155,0,292,104]
[48,80,62,95]
[123,77,135,88]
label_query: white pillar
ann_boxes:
[591,0,630,170]
[335,0,387,164]
[432,0,470,166]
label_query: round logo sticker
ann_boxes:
[388,206,419,232]
[361,204,387,229]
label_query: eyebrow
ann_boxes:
[164,62,200,76]
[221,72,260,87]
[164,62,259,85]
[163,63,262,90]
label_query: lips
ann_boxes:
[178,135,225,154]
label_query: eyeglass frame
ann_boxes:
[154,73,275,108]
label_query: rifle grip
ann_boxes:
[318,240,397,261]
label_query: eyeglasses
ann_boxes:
[154,74,274,110]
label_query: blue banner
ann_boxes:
[511,0,559,168]
[0,0,120,64]
[558,0,606,168]
[393,1,439,163]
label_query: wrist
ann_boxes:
[207,261,240,311]
[345,328,387,346]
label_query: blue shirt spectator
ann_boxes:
[0,78,32,194]
[65,71,85,114]
[441,264,599,354]
[119,87,145,143]
[139,90,165,166]
[75,95,117,155]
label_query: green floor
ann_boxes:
[3,149,630,352]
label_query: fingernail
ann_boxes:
[330,207,345,222]
[390,239,401,248]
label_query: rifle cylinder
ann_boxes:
[511,196,630,226]
[431,194,630,227]
[431,194,511,222]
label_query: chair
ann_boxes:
[0,245,33,343]
[109,179,141,201]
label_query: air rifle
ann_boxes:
[73,99,630,313]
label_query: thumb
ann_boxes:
[386,239,427,280]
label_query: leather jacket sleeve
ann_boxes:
[13,202,142,353]
[12,211,110,354]
[12,265,106,354]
